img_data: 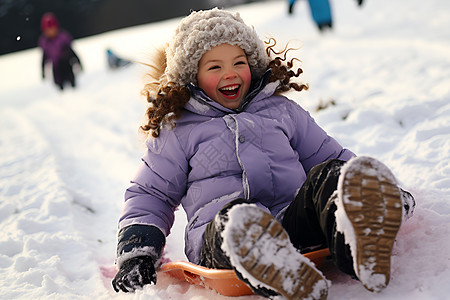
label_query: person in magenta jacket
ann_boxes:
[112,8,415,299]
[39,12,82,90]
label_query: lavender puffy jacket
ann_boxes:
[119,80,355,263]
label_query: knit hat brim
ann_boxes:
[162,8,269,86]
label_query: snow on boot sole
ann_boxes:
[222,204,329,300]
[338,156,402,292]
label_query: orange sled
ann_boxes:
[160,248,330,297]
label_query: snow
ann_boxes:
[0,0,449,299]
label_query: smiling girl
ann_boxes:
[112,8,415,300]
[197,43,252,109]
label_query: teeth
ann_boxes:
[220,85,239,91]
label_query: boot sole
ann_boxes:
[338,156,402,292]
[222,204,328,300]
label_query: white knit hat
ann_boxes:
[162,8,270,86]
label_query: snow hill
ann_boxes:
[1,0,449,299]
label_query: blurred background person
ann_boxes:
[106,48,132,70]
[288,0,333,31]
[39,12,82,90]
[288,0,364,31]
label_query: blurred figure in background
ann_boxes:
[39,12,82,90]
[288,0,364,31]
[106,48,132,70]
[288,0,333,31]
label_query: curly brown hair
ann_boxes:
[265,38,309,94]
[141,38,309,138]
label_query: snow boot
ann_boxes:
[222,203,329,300]
[335,156,402,292]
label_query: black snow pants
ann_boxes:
[199,159,356,277]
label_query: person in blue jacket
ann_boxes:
[289,0,333,31]
[106,48,132,70]
[288,0,364,31]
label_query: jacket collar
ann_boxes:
[185,69,273,116]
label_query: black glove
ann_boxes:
[112,224,165,292]
[112,256,156,293]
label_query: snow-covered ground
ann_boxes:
[1,0,449,299]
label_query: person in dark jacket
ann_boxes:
[39,12,82,90]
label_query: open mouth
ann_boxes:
[219,84,240,97]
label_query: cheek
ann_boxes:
[198,75,219,95]
[240,68,252,91]
[241,68,252,85]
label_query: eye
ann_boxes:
[208,65,220,71]
[235,60,247,66]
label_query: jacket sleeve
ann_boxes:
[39,36,47,78]
[60,31,75,61]
[41,52,47,78]
[118,129,189,237]
[67,47,82,69]
[287,100,356,173]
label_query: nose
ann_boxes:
[223,67,238,80]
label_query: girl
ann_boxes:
[112,8,415,299]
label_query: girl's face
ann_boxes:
[197,43,251,110]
